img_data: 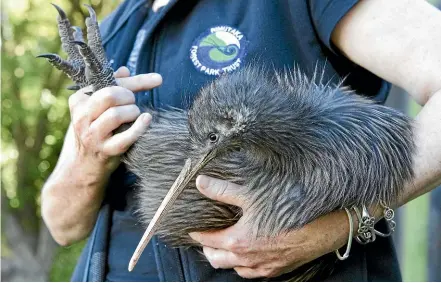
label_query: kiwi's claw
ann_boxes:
[51,3,67,20]
[84,4,97,21]
[37,53,61,61]
[37,53,82,81]
[40,4,116,93]
[67,84,81,91]
[84,5,108,66]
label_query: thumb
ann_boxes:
[195,175,245,207]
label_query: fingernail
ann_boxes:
[196,175,210,190]
[142,113,152,123]
[149,73,162,83]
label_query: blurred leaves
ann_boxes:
[1,0,119,281]
[49,239,88,281]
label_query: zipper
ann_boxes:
[175,248,186,281]
[148,30,159,109]
[137,7,187,281]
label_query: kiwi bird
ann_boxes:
[39,5,415,281]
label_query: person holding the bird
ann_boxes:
[41,0,441,281]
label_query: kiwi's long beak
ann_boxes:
[128,150,216,272]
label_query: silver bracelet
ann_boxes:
[374,201,396,237]
[335,208,354,260]
[353,203,396,244]
[353,205,376,245]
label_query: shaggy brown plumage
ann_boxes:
[125,66,414,245]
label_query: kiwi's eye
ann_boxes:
[208,133,219,143]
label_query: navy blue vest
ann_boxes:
[71,0,400,281]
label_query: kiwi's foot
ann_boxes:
[37,4,116,92]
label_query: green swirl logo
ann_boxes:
[190,26,247,76]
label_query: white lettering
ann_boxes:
[210,26,243,42]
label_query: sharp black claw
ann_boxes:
[36,53,54,59]
[36,53,61,62]
[67,85,81,91]
[84,4,97,21]
[51,3,67,19]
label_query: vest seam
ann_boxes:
[102,0,147,46]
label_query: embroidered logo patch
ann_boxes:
[190,26,247,76]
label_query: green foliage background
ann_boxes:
[1,0,440,281]
[2,0,119,281]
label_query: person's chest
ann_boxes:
[104,0,327,110]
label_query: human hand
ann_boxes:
[41,67,162,245]
[189,175,351,279]
[68,66,162,173]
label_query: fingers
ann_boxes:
[69,90,92,141]
[102,113,152,156]
[234,267,270,279]
[234,267,258,279]
[89,105,141,139]
[114,66,130,78]
[74,70,162,123]
[68,88,91,117]
[195,175,245,207]
[202,246,243,269]
[65,65,160,161]
[189,225,240,251]
[114,68,163,92]
[201,245,281,279]
[116,73,163,92]
[88,86,136,121]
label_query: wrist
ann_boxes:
[59,150,117,185]
[75,146,121,177]
[49,157,111,205]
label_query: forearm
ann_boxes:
[333,0,441,105]
[41,125,113,246]
[398,90,441,205]
[325,91,441,251]
[331,0,441,206]
[42,162,109,246]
